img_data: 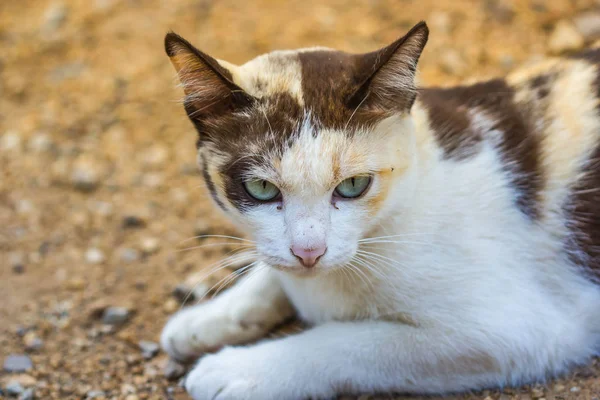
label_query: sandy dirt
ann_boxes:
[1,0,600,399]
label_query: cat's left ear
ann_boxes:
[349,21,429,112]
[164,32,254,119]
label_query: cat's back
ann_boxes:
[418,49,600,280]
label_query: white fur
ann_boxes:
[161,266,293,361]
[162,62,600,399]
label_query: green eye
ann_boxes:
[243,179,281,201]
[334,175,371,198]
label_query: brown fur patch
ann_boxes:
[565,143,600,279]
[165,32,255,120]
[418,88,481,160]
[297,50,389,131]
[563,48,600,278]
[202,93,304,210]
[367,171,393,215]
[349,21,429,112]
[297,22,428,131]
[419,79,544,219]
[200,154,227,212]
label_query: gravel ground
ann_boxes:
[2,0,600,399]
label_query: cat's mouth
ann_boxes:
[265,259,324,277]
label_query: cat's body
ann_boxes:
[161,23,600,399]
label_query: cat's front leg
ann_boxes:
[184,320,516,400]
[160,265,294,362]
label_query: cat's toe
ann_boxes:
[160,307,203,362]
[160,304,227,361]
[184,348,272,400]
[160,300,272,362]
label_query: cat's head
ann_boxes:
[166,22,428,275]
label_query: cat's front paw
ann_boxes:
[160,296,284,362]
[185,346,315,400]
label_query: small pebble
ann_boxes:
[28,133,53,153]
[122,215,146,229]
[15,326,30,337]
[173,281,214,304]
[89,201,113,217]
[101,324,117,334]
[553,384,566,392]
[570,386,581,392]
[531,387,545,398]
[15,199,35,215]
[49,62,86,83]
[141,172,164,188]
[3,354,33,372]
[548,20,584,54]
[12,264,25,274]
[19,388,35,400]
[19,388,34,400]
[120,383,136,395]
[193,219,213,237]
[573,11,600,42]
[164,359,186,380]
[143,364,159,378]
[73,337,91,349]
[86,390,106,398]
[140,237,160,254]
[428,10,452,34]
[179,163,198,176]
[85,248,105,264]
[499,54,515,70]
[163,298,179,313]
[172,284,197,303]
[71,160,102,192]
[41,1,68,34]
[101,307,131,325]
[65,278,86,291]
[8,374,37,387]
[5,381,24,396]
[170,187,190,203]
[485,0,514,23]
[10,253,25,275]
[0,131,22,152]
[439,48,467,76]
[86,299,110,319]
[119,248,140,263]
[23,332,43,352]
[141,145,169,169]
[138,341,160,359]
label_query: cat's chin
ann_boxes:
[269,264,324,277]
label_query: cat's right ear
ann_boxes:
[164,32,254,119]
[348,22,429,113]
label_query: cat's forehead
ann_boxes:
[221,48,388,133]
[201,49,406,203]
[230,48,354,105]
[203,49,389,182]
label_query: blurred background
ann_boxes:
[2,0,600,399]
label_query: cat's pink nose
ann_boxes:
[291,245,327,268]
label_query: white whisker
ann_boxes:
[179,234,255,245]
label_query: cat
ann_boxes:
[160,21,600,400]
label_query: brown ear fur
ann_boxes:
[164,32,254,118]
[348,21,429,112]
